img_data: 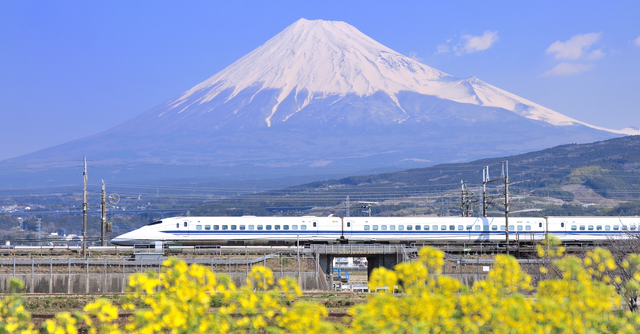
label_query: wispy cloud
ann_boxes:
[635,36,640,46]
[436,32,498,56]
[436,45,450,54]
[546,32,603,60]
[542,32,603,77]
[542,63,594,77]
[407,51,423,62]
[460,31,499,54]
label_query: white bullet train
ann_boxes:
[110,215,640,246]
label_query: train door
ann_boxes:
[183,219,190,236]
[344,219,354,240]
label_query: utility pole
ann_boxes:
[82,157,88,257]
[346,196,350,217]
[503,161,510,256]
[101,180,106,246]
[482,168,487,217]
[37,218,42,246]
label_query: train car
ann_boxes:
[546,216,640,242]
[110,216,343,246]
[344,216,547,243]
[109,215,583,246]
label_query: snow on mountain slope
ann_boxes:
[161,18,637,135]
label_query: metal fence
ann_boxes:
[0,253,326,293]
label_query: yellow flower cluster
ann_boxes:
[5,244,640,333]
[0,278,35,334]
[353,246,640,334]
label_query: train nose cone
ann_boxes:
[110,231,138,246]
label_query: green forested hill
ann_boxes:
[194,135,640,217]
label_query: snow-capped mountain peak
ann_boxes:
[161,18,637,135]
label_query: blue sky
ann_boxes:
[1,1,639,160]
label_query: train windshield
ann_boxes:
[146,220,162,226]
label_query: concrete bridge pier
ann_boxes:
[366,254,400,278]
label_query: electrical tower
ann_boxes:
[482,161,510,254]
[101,180,106,246]
[82,157,88,257]
[460,181,477,217]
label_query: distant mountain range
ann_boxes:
[2,18,636,189]
[192,135,640,217]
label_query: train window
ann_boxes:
[240,225,246,230]
[275,225,280,230]
[381,225,387,231]
[415,225,421,231]
[230,225,236,230]
[283,225,289,230]
[622,225,628,230]
[214,225,219,230]
[424,225,429,230]
[249,225,254,230]
[614,225,619,230]
[561,222,565,228]
[539,222,543,228]
[222,225,228,230]
[492,225,497,231]
[205,225,211,230]
[457,225,463,230]
[605,225,610,231]
[433,225,438,231]
[596,225,602,231]
[467,225,472,231]
[484,225,489,231]
[364,225,370,231]
[176,223,179,228]
[398,225,404,231]
[500,226,505,231]
[184,222,187,227]
[313,222,317,227]
[257,225,263,230]
[347,222,351,227]
[407,225,412,231]
[292,225,298,230]
[442,225,447,230]
[571,225,577,231]
[266,225,272,230]
[196,225,202,230]
[301,225,307,230]
[632,225,637,231]
[588,225,594,231]
[389,225,395,231]
[517,226,523,231]
[579,225,585,230]
[373,225,379,231]
[526,226,531,231]
[450,225,455,231]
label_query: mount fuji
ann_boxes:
[3,18,635,187]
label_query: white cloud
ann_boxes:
[546,32,603,60]
[408,51,423,62]
[436,45,450,54]
[542,63,594,77]
[635,36,640,46]
[436,32,498,55]
[588,49,604,60]
[459,31,499,54]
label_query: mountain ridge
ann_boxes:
[0,18,633,188]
